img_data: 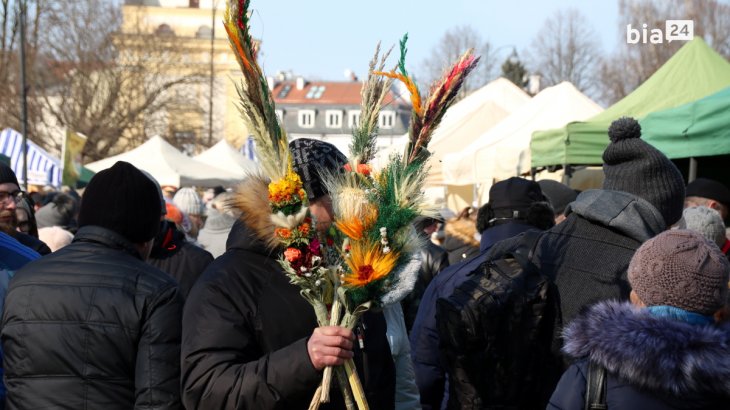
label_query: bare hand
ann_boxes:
[307,326,355,370]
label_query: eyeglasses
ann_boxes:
[0,190,25,204]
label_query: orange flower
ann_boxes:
[298,223,310,236]
[344,163,352,172]
[336,207,377,240]
[275,228,292,239]
[284,247,302,262]
[356,163,371,176]
[342,241,399,287]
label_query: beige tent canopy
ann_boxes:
[425,77,531,186]
[443,82,602,189]
[86,136,242,188]
[193,139,258,177]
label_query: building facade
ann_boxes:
[271,75,411,157]
[122,0,249,153]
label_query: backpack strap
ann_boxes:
[584,360,607,410]
[509,230,543,270]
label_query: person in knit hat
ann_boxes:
[173,187,205,241]
[150,190,213,301]
[197,192,240,258]
[182,139,397,410]
[479,117,687,407]
[549,229,730,408]
[678,206,728,249]
[685,177,730,221]
[1,161,183,408]
[0,163,51,254]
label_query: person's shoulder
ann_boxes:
[187,247,270,304]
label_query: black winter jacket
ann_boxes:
[549,301,730,409]
[149,221,213,299]
[402,240,449,331]
[1,225,183,409]
[181,220,395,410]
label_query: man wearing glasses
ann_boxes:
[0,163,51,255]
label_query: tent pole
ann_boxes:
[688,157,697,182]
[19,0,29,191]
[562,163,570,186]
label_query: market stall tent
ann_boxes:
[425,77,531,186]
[531,38,730,168]
[0,128,61,187]
[193,139,258,177]
[86,136,241,188]
[640,86,730,158]
[443,82,602,187]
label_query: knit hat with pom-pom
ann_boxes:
[602,117,685,227]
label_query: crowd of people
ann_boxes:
[0,118,729,409]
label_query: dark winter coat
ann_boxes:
[410,221,538,410]
[402,240,449,331]
[149,221,213,300]
[488,189,667,327]
[14,231,51,255]
[1,225,183,409]
[548,301,730,409]
[181,220,396,410]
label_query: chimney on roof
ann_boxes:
[296,76,306,90]
[528,74,541,95]
[266,76,277,91]
[344,69,358,82]
[189,0,200,7]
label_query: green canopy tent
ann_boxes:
[531,38,730,168]
[640,86,730,158]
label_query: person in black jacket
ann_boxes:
[548,230,730,409]
[181,139,396,410]
[402,215,449,332]
[1,161,183,409]
[0,163,51,255]
[149,203,214,300]
[481,117,687,407]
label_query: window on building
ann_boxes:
[348,110,361,128]
[298,110,315,128]
[379,111,395,129]
[326,110,343,128]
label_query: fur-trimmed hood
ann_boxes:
[443,218,479,249]
[563,300,730,398]
[233,174,279,251]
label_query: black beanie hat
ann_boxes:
[289,138,347,200]
[0,162,19,187]
[602,117,685,226]
[78,161,161,243]
[686,178,730,207]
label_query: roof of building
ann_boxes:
[272,80,409,107]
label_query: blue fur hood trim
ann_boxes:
[562,300,730,397]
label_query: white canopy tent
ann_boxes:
[443,82,603,189]
[193,139,258,177]
[86,136,242,188]
[425,77,531,186]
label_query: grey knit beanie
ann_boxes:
[173,187,203,216]
[628,230,729,315]
[678,206,726,248]
[602,117,685,227]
